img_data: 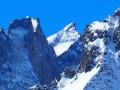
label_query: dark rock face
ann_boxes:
[115,9,120,16]
[47,22,81,74]
[113,16,120,51]
[79,25,106,72]
[113,27,120,50]
[56,9,120,90]
[0,18,39,90]
[23,19,59,85]
[83,14,120,90]
[9,18,33,30]
[57,38,82,72]
[0,29,8,70]
[0,17,59,90]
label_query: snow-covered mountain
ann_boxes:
[57,8,120,90]
[28,8,120,90]
[0,7,120,90]
[47,22,80,56]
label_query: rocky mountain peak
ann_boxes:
[9,17,32,30]
[48,22,80,43]
[63,22,76,31]
[61,22,80,42]
[47,22,80,56]
[0,17,60,90]
[115,8,120,16]
[8,17,39,33]
[55,8,120,90]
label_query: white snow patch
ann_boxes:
[87,38,105,53]
[29,85,38,90]
[93,32,98,36]
[47,33,58,44]
[26,16,30,18]
[31,18,38,32]
[54,42,73,56]
[89,21,109,31]
[58,65,100,90]
[94,38,105,53]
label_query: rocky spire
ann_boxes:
[115,8,120,28]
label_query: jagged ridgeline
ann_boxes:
[57,8,120,90]
[0,17,59,90]
[0,8,120,90]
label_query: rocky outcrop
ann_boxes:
[83,11,120,90]
[0,17,59,90]
[57,38,82,72]
[57,8,120,90]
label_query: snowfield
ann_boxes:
[58,64,100,90]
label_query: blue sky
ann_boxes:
[0,0,119,36]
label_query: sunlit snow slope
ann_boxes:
[47,22,80,56]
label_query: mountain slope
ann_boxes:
[0,17,59,90]
[85,10,120,90]
[47,22,80,56]
[58,8,120,90]
[0,19,39,90]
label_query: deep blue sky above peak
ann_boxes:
[0,0,119,37]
